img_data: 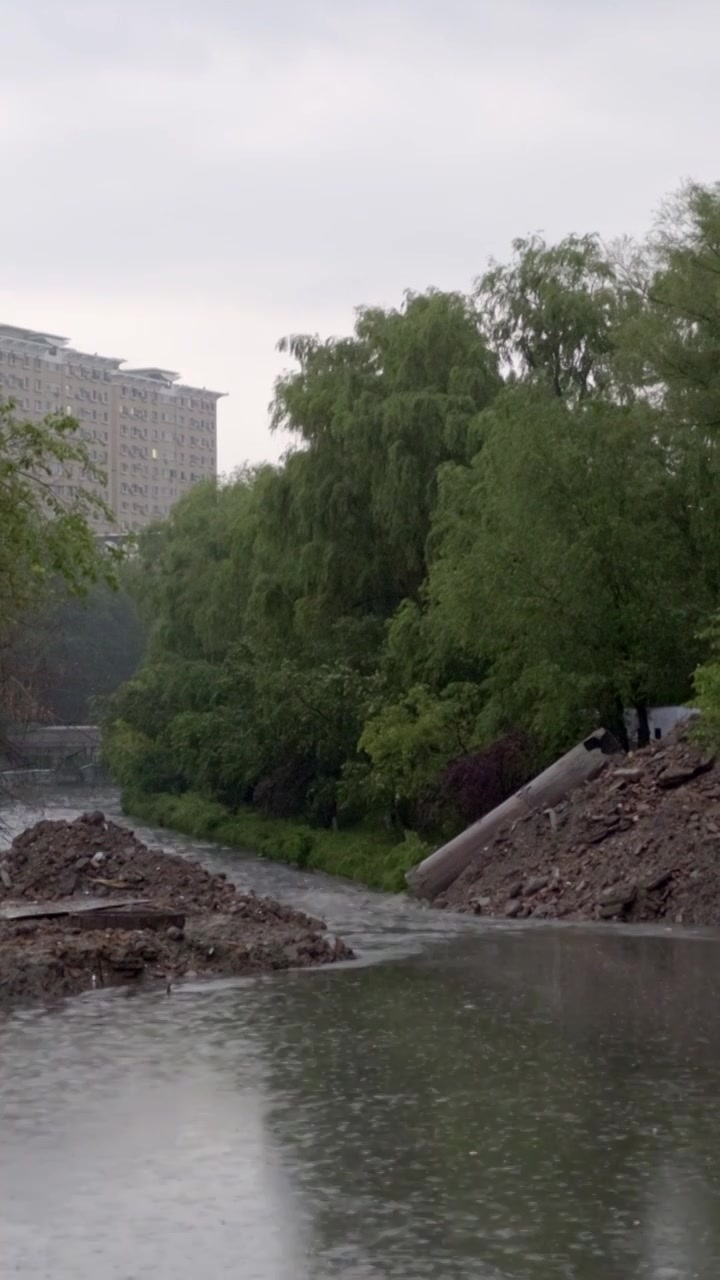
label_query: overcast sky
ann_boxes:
[2,0,717,472]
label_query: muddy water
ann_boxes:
[2,792,720,1278]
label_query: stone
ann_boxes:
[166,925,184,941]
[504,898,522,918]
[73,856,90,872]
[599,882,636,908]
[0,865,12,890]
[523,875,549,897]
[91,851,106,867]
[640,870,673,892]
[657,755,715,789]
[599,901,624,919]
[532,905,551,918]
[471,896,492,913]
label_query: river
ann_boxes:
[1,789,720,1279]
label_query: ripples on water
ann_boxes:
[1,790,720,1278]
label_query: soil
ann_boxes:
[435,731,720,928]
[0,812,352,1005]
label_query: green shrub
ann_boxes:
[122,791,428,891]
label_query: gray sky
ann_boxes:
[2,0,717,472]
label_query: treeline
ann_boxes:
[104,183,720,878]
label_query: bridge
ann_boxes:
[0,724,103,783]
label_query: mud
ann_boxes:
[436,733,720,928]
[0,812,352,1005]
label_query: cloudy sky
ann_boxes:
[2,0,717,472]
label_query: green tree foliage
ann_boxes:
[105,187,720,867]
[693,616,720,747]
[428,389,706,750]
[0,402,114,632]
[0,400,117,728]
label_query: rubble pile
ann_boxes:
[436,735,720,927]
[0,812,352,1005]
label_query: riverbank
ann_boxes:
[123,790,429,893]
[436,734,720,926]
[0,811,352,1005]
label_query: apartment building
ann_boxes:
[0,323,222,534]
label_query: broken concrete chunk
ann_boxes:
[599,882,636,908]
[639,870,673,892]
[657,755,715,789]
[523,875,549,896]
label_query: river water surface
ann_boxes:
[2,790,720,1279]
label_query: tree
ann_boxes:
[475,233,630,401]
[0,399,117,731]
[427,387,707,750]
[0,401,114,631]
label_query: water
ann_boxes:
[2,791,720,1278]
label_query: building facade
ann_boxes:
[0,323,222,534]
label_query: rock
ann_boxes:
[532,905,551,918]
[0,865,12,890]
[166,925,184,941]
[612,767,644,781]
[640,870,673,892]
[657,755,715,789]
[599,883,636,908]
[599,901,624,919]
[73,857,90,872]
[504,898,522,918]
[91,851,106,867]
[587,820,621,845]
[523,875,549,897]
[471,896,492,913]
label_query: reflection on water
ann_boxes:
[1,791,720,1278]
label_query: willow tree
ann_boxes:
[427,388,707,750]
[265,290,500,648]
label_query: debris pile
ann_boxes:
[436,734,720,927]
[0,812,352,1005]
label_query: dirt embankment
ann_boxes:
[436,735,720,927]
[0,812,351,1005]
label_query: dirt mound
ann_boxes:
[0,813,352,1005]
[436,734,720,927]
[1,811,236,910]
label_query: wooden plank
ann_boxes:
[405,728,624,901]
[0,896,149,922]
[77,908,185,933]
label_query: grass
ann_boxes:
[122,790,430,893]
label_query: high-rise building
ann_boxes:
[0,323,223,534]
